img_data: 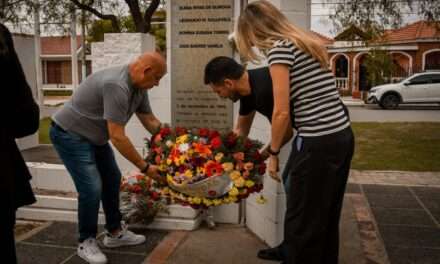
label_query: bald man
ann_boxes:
[50,52,166,264]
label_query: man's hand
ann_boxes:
[267,155,281,182]
[144,164,167,184]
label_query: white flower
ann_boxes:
[166,140,174,147]
[179,143,190,152]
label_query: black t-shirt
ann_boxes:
[239,67,274,122]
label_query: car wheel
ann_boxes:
[381,94,400,109]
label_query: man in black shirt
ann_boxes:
[204,56,293,262]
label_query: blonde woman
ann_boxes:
[236,1,354,263]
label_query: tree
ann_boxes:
[363,48,396,87]
[326,0,440,34]
[1,0,164,34]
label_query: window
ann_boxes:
[430,75,440,84]
[409,75,432,85]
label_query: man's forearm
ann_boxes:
[110,135,146,169]
[262,128,294,156]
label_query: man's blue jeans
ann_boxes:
[50,123,122,242]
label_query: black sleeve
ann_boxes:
[3,45,40,138]
[239,95,256,116]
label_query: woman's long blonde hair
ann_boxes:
[236,0,329,68]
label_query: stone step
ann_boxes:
[17,193,202,230]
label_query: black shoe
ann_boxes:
[257,246,283,261]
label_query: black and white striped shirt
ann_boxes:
[267,39,350,137]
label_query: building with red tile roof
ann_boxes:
[326,21,440,98]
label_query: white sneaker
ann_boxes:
[77,238,108,264]
[102,224,146,248]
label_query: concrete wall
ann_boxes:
[13,34,39,150]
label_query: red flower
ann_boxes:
[150,191,160,201]
[159,127,171,137]
[155,155,162,164]
[209,130,220,139]
[211,136,222,149]
[175,127,187,136]
[253,151,262,161]
[226,133,237,147]
[245,139,253,149]
[199,128,210,137]
[208,190,217,197]
[131,185,142,193]
[258,164,266,175]
[205,161,224,177]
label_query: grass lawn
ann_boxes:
[39,117,51,144]
[38,120,440,171]
[351,122,440,171]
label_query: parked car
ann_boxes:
[367,71,440,109]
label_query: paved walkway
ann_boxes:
[15,170,440,264]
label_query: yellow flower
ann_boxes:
[192,197,202,204]
[159,164,167,171]
[256,195,267,204]
[184,170,193,178]
[167,174,174,183]
[229,187,239,196]
[179,155,187,165]
[176,135,189,144]
[222,162,234,172]
[229,170,241,180]
[215,152,224,162]
[245,180,255,188]
[234,177,245,188]
[213,199,222,206]
[203,198,213,206]
[166,159,172,165]
[196,167,206,176]
[161,187,170,195]
[230,196,238,203]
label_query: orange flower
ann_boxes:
[193,142,212,156]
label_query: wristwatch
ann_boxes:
[141,163,150,174]
[267,148,280,156]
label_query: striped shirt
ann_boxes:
[267,39,350,137]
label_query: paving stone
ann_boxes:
[370,208,436,227]
[366,194,422,209]
[16,243,75,263]
[377,225,440,248]
[24,222,168,255]
[362,184,412,196]
[416,195,440,212]
[102,227,168,255]
[411,187,440,198]
[429,210,440,224]
[25,221,79,247]
[386,246,440,264]
[66,252,146,264]
[345,183,361,194]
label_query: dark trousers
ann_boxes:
[283,127,354,264]
[1,208,17,264]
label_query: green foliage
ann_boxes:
[87,19,119,42]
[363,48,396,87]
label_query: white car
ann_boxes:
[367,72,440,109]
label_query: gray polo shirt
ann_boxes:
[53,64,152,145]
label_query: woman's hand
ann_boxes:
[268,155,281,182]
